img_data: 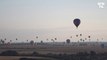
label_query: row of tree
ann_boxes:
[1,50,107,60]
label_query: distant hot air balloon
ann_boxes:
[73,18,81,28]
[97,39,99,42]
[85,38,87,40]
[36,36,38,39]
[51,39,54,42]
[80,39,82,41]
[83,40,85,42]
[102,38,103,40]
[70,36,72,38]
[27,40,28,42]
[88,36,90,38]
[41,40,43,43]
[16,38,18,40]
[46,39,48,41]
[55,38,57,40]
[80,34,82,36]
[10,40,12,42]
[4,38,6,40]
[76,35,78,37]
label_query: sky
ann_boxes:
[0,0,107,42]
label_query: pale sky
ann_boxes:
[0,0,107,42]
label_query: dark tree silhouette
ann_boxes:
[0,50,18,56]
[30,40,34,45]
[0,39,5,44]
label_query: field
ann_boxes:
[0,56,58,60]
[0,42,107,54]
[0,42,107,60]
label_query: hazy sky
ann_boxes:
[0,0,107,42]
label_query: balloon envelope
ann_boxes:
[73,18,81,28]
[55,38,57,40]
[88,36,90,38]
[36,36,38,39]
[80,34,82,36]
[76,35,78,37]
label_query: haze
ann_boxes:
[0,0,107,42]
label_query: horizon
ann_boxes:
[0,0,107,42]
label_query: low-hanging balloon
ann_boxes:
[10,40,12,42]
[102,38,103,40]
[83,40,85,42]
[27,40,28,41]
[73,18,81,28]
[80,38,82,41]
[51,39,54,42]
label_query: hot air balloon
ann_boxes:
[55,38,57,40]
[102,38,103,40]
[36,36,38,39]
[10,40,12,42]
[27,40,28,42]
[85,38,87,40]
[16,38,18,40]
[46,39,48,41]
[88,36,90,38]
[80,34,82,36]
[73,18,81,28]
[80,38,82,41]
[76,35,78,37]
[83,40,85,42]
[4,38,6,40]
[70,36,72,38]
[51,39,54,42]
